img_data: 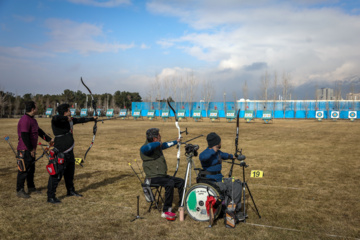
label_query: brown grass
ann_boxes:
[0,117,359,240]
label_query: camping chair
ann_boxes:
[142,178,164,212]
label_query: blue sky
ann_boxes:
[1,0,360,101]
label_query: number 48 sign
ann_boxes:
[251,170,264,178]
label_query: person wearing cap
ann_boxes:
[140,128,184,219]
[199,132,234,182]
[199,132,244,219]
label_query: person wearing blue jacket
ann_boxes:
[199,132,234,182]
[140,128,184,218]
[199,132,244,220]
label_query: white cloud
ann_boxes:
[148,1,360,87]
[67,0,130,7]
[0,46,55,58]
[157,67,193,79]
[140,43,150,49]
[43,19,134,55]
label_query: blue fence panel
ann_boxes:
[132,101,359,119]
[274,111,283,118]
[307,110,316,118]
[256,110,263,118]
[340,111,348,119]
[285,110,294,118]
[295,110,306,118]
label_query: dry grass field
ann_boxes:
[0,117,359,240]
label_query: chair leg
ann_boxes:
[148,186,163,213]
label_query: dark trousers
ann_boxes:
[47,150,76,198]
[16,150,36,192]
[150,175,184,212]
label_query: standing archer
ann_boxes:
[140,128,185,218]
[47,103,97,204]
[16,101,53,198]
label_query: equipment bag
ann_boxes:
[16,151,26,172]
[17,158,26,172]
[224,209,237,228]
[57,152,65,164]
[142,178,155,202]
[46,159,58,176]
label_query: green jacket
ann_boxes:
[140,140,168,178]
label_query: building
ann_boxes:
[316,88,334,100]
[346,92,360,100]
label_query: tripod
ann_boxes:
[131,195,144,222]
[228,158,261,222]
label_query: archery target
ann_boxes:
[349,111,357,119]
[331,111,339,119]
[316,111,324,119]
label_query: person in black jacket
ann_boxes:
[47,103,97,204]
[16,101,53,198]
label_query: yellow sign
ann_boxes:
[75,158,83,165]
[250,170,264,178]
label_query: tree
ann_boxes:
[242,80,248,110]
[0,90,8,117]
[260,70,270,110]
[272,71,278,114]
[201,80,215,117]
[281,72,292,118]
[186,71,197,116]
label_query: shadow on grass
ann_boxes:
[55,172,133,199]
[0,167,14,176]
[78,173,132,193]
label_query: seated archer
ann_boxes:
[140,128,185,218]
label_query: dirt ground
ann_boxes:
[0,117,359,240]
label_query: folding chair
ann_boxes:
[142,178,164,212]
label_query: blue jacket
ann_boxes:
[199,148,233,182]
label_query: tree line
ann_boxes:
[0,89,142,117]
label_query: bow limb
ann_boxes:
[81,77,98,162]
[167,99,181,177]
[229,109,240,177]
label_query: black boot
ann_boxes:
[17,189,30,199]
[47,197,61,204]
[28,187,42,194]
[67,190,83,197]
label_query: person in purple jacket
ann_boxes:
[16,101,53,198]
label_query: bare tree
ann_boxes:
[281,72,292,118]
[97,96,102,110]
[272,71,278,114]
[179,76,186,108]
[201,80,215,117]
[186,71,197,116]
[232,91,237,111]
[334,80,342,111]
[0,89,8,117]
[349,82,356,110]
[315,84,320,111]
[14,95,21,115]
[154,74,161,115]
[242,80,248,109]
[170,76,178,102]
[261,70,270,110]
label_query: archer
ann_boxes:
[140,128,184,219]
[47,103,97,204]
